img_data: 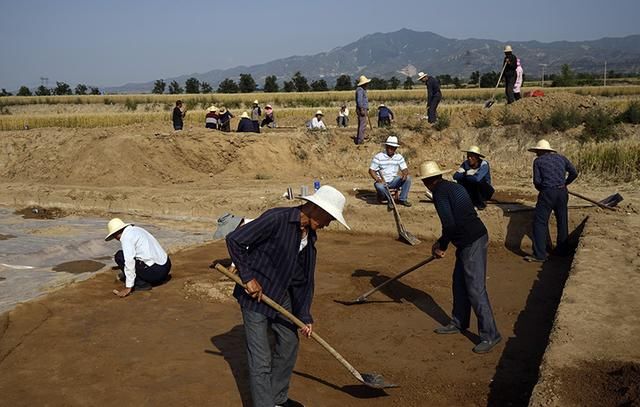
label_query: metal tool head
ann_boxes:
[484,100,495,108]
[361,373,399,389]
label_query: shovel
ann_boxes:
[379,173,421,246]
[484,62,507,108]
[336,256,435,305]
[214,264,398,389]
[568,190,619,211]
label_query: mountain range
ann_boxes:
[107,29,640,93]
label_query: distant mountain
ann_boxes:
[106,29,640,93]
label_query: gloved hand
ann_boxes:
[456,167,465,174]
[466,169,478,176]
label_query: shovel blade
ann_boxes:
[599,193,623,208]
[400,231,421,246]
[484,100,495,108]
[361,372,399,389]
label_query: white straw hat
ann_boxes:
[105,218,132,241]
[207,105,218,112]
[240,111,250,119]
[300,185,349,230]
[357,75,371,86]
[462,145,485,158]
[378,104,386,108]
[504,45,513,52]
[315,110,324,116]
[253,99,259,104]
[417,71,428,81]
[528,139,556,152]
[265,104,272,109]
[384,136,400,147]
[418,161,452,180]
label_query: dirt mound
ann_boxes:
[504,92,600,122]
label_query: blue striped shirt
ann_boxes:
[355,86,368,109]
[533,153,578,191]
[432,180,488,250]
[226,207,317,324]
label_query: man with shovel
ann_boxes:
[419,161,501,354]
[354,75,371,145]
[369,135,412,209]
[225,186,349,407]
[417,71,441,124]
[503,45,518,104]
[525,139,578,262]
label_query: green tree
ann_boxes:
[368,77,387,90]
[217,78,239,93]
[552,64,576,87]
[437,74,452,86]
[54,81,72,95]
[403,77,414,89]
[0,88,12,96]
[35,85,51,96]
[469,71,480,85]
[238,73,257,93]
[310,79,328,92]
[292,71,309,92]
[17,86,32,96]
[168,80,183,94]
[185,77,200,94]
[90,87,101,95]
[200,82,213,93]
[480,71,500,88]
[334,74,352,91]
[263,75,279,93]
[152,79,166,94]
[452,77,462,88]
[75,84,88,95]
[283,80,295,92]
[388,76,401,89]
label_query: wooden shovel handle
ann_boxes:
[568,191,616,211]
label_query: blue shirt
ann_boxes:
[378,106,394,119]
[226,207,317,324]
[532,153,578,191]
[426,77,441,103]
[432,180,488,250]
[355,86,368,109]
[453,159,492,185]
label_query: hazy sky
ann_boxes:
[1,0,639,90]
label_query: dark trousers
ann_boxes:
[451,234,499,342]
[173,122,183,131]
[114,250,171,287]
[457,179,495,208]
[242,293,298,407]
[505,73,516,104]
[336,116,348,127]
[378,117,391,128]
[355,111,367,144]
[533,188,569,260]
[428,93,441,123]
[514,92,521,101]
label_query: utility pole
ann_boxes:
[539,64,547,87]
[604,61,607,86]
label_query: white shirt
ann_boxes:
[120,226,168,288]
[310,117,326,129]
[369,151,408,183]
[339,108,349,117]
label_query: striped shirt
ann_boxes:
[432,180,488,250]
[370,151,408,183]
[226,207,317,324]
[533,153,578,191]
[355,86,368,109]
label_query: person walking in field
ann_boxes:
[218,106,234,132]
[514,58,524,101]
[419,161,501,354]
[251,100,262,133]
[369,136,412,208]
[503,45,518,104]
[377,104,394,128]
[225,186,349,407]
[354,75,371,144]
[205,105,219,129]
[336,104,349,127]
[453,145,495,210]
[237,111,258,133]
[172,100,186,130]
[524,140,578,263]
[417,72,441,124]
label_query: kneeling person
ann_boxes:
[369,136,412,208]
[453,145,494,209]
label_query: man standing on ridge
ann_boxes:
[354,75,371,145]
[417,72,441,124]
[503,45,518,104]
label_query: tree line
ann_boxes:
[0,82,101,97]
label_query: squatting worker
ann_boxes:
[226,186,350,407]
[419,161,501,354]
[524,139,578,263]
[417,71,441,124]
[369,136,412,208]
[503,45,518,104]
[354,75,371,145]
[105,218,172,297]
[172,100,186,130]
[453,145,494,210]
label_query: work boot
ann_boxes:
[523,255,545,263]
[434,323,461,335]
[472,336,502,354]
[276,399,305,407]
[399,200,412,207]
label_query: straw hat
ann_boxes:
[384,136,400,147]
[105,218,132,241]
[265,104,272,109]
[504,45,513,52]
[315,110,324,116]
[462,145,485,158]
[378,104,386,108]
[207,105,218,113]
[253,99,259,105]
[357,75,371,86]
[417,71,428,81]
[212,213,243,240]
[240,111,250,119]
[528,139,556,152]
[300,186,349,230]
[418,161,452,180]
[218,106,227,114]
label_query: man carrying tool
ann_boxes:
[453,145,494,210]
[503,45,518,104]
[226,186,349,407]
[369,135,412,208]
[419,161,501,354]
[354,75,371,145]
[417,71,441,124]
[524,139,578,263]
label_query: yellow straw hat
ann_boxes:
[105,218,132,241]
[527,139,556,152]
[462,145,485,158]
[418,161,452,180]
[357,75,371,86]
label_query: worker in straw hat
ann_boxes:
[369,135,412,208]
[224,185,349,407]
[205,105,219,130]
[218,106,234,132]
[419,161,501,354]
[417,71,441,124]
[251,99,262,133]
[503,45,518,104]
[377,103,394,128]
[105,218,172,297]
[453,145,495,210]
[354,75,371,144]
[237,111,258,133]
[524,139,578,263]
[308,110,327,130]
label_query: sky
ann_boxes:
[1,0,639,90]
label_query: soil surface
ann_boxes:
[51,260,106,274]
[14,206,67,220]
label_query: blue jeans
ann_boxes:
[374,176,412,203]
[241,293,298,407]
[450,234,500,342]
[533,188,569,260]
